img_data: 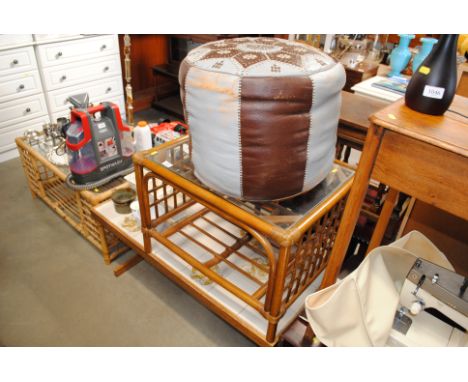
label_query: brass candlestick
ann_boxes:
[123,34,134,126]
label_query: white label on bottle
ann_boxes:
[422,85,445,99]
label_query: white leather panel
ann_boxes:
[303,63,346,191]
[185,66,242,197]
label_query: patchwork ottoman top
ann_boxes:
[182,37,337,77]
[180,37,345,201]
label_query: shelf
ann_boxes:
[151,94,184,119]
[152,63,180,80]
[93,198,322,341]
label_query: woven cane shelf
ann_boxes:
[15,136,129,264]
[123,136,354,345]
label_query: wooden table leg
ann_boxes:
[343,145,352,163]
[321,123,384,288]
[366,187,400,254]
[113,253,143,277]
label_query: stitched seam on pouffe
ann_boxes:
[303,76,316,191]
[183,68,189,123]
[179,61,191,125]
[237,75,243,198]
[182,65,192,158]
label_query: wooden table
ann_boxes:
[322,95,468,288]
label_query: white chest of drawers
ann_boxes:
[0,34,126,163]
[35,34,126,123]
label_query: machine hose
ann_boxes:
[65,166,134,191]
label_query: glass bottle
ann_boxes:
[405,34,459,116]
[388,34,415,77]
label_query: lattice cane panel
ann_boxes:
[16,140,128,258]
[282,197,347,309]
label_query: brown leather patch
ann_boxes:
[240,76,313,200]
[179,60,190,121]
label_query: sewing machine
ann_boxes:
[388,258,468,346]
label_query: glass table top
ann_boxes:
[144,137,354,231]
[30,138,71,173]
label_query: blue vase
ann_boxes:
[412,37,438,72]
[388,34,415,77]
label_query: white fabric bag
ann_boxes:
[304,231,454,346]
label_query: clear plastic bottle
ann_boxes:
[66,120,97,174]
[120,128,135,158]
[134,121,152,152]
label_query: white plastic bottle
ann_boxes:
[134,121,152,152]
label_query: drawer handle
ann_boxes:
[25,107,31,113]
[60,75,67,82]
[103,66,110,72]
[12,59,19,65]
[56,51,63,58]
[101,44,107,50]
[18,84,25,90]
[106,87,112,93]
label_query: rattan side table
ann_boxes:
[131,136,354,345]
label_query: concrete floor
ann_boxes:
[0,109,254,347]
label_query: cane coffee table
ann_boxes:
[15,136,129,264]
[116,136,353,345]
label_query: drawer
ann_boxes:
[0,34,33,48]
[42,54,122,91]
[36,35,118,67]
[0,115,50,154]
[33,34,83,42]
[0,93,48,129]
[0,70,42,103]
[46,75,124,113]
[51,94,126,123]
[0,46,37,77]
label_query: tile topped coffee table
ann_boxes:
[113,136,355,345]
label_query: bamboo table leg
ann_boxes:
[266,246,290,343]
[113,254,143,277]
[321,123,384,288]
[98,223,112,265]
[17,148,37,199]
[366,187,400,254]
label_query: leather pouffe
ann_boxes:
[179,37,346,201]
